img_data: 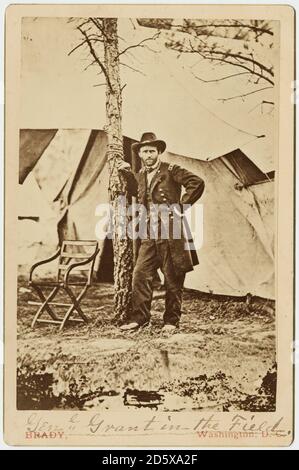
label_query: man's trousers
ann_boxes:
[128,239,185,326]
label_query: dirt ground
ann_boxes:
[17,277,276,412]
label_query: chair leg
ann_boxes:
[59,286,89,330]
[31,285,60,327]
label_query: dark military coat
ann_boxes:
[125,161,205,274]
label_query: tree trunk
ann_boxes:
[102,18,133,322]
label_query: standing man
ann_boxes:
[118,132,205,333]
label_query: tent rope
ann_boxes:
[106,143,124,161]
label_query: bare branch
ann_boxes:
[118,32,160,56]
[193,49,274,86]
[191,70,252,83]
[120,62,146,76]
[180,41,274,78]
[189,22,274,36]
[83,59,98,71]
[89,17,107,38]
[68,39,87,56]
[78,19,92,29]
[143,44,158,54]
[218,86,273,102]
[137,18,274,40]
[69,35,104,57]
[232,20,273,36]
[185,41,274,86]
[138,18,275,86]
[83,34,104,42]
[77,25,113,91]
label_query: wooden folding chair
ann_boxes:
[29,240,99,330]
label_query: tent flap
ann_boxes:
[18,129,275,299]
[19,129,58,184]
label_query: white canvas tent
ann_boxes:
[19,128,275,299]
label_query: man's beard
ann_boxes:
[145,158,158,169]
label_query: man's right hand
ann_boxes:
[117,161,132,172]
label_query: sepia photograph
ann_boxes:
[4,4,295,447]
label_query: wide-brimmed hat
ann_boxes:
[131,132,166,154]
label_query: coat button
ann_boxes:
[163,198,167,201]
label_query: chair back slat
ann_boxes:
[57,240,99,282]
[62,240,98,246]
[58,264,91,271]
[61,253,91,259]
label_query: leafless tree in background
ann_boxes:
[68,17,159,322]
[137,19,274,103]
[68,17,275,320]
[69,18,132,322]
